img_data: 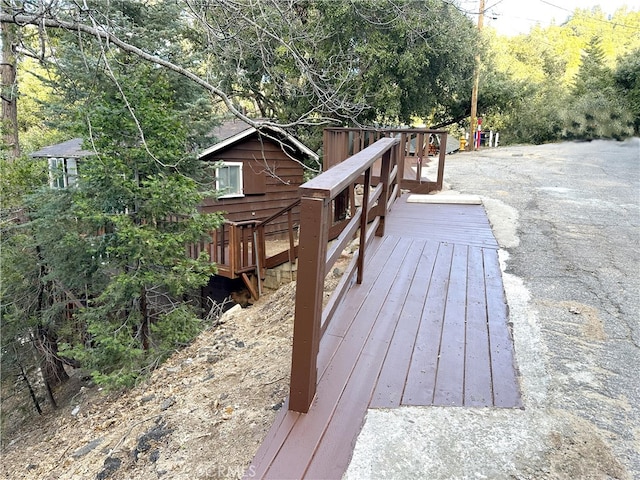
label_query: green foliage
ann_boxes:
[151,306,203,356]
[572,36,613,97]
[0,155,48,209]
[189,0,477,128]
[562,92,634,140]
[499,83,568,145]
[60,309,146,389]
[59,303,203,389]
[562,36,634,141]
[614,48,640,133]
[1,159,50,363]
[1,164,76,410]
[15,58,67,153]
[3,2,225,392]
[483,7,640,144]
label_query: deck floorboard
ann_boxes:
[246,196,521,479]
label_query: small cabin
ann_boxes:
[198,119,318,235]
[30,138,94,188]
[193,120,319,300]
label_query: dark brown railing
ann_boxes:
[323,127,448,194]
[188,220,258,277]
[256,199,300,273]
[289,136,400,413]
[188,201,302,298]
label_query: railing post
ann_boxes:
[357,167,371,285]
[242,225,250,268]
[289,196,329,413]
[322,128,332,171]
[257,225,266,278]
[395,141,403,199]
[287,209,295,267]
[436,132,447,190]
[376,149,392,237]
[219,225,226,264]
[209,229,217,264]
[230,224,238,276]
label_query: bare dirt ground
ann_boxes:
[0,259,347,480]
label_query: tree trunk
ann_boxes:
[14,346,42,415]
[42,371,58,410]
[33,245,69,398]
[34,326,69,390]
[1,21,20,159]
[140,287,150,351]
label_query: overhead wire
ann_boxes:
[538,0,640,31]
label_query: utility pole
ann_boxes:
[468,0,485,151]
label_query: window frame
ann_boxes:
[215,161,244,198]
[48,157,78,189]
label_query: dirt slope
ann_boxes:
[2,280,304,480]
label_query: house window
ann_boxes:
[216,162,244,198]
[48,157,78,189]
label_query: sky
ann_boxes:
[472,0,640,36]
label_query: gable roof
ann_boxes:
[30,138,95,158]
[198,119,319,162]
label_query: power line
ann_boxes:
[538,0,640,31]
[488,0,640,35]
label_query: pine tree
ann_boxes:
[572,36,613,97]
[564,36,633,140]
[2,3,225,392]
[614,48,640,134]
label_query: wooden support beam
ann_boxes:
[241,272,259,301]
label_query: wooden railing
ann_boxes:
[289,136,400,413]
[188,201,302,298]
[323,127,448,194]
[256,199,300,273]
[188,219,259,277]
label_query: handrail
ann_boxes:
[225,219,260,227]
[256,199,301,228]
[188,201,302,289]
[300,137,397,199]
[323,127,448,193]
[323,126,448,134]
[288,137,400,413]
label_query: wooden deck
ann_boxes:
[246,196,521,479]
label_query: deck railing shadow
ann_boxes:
[289,136,401,413]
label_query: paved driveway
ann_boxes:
[345,138,639,479]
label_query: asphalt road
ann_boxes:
[345,138,639,479]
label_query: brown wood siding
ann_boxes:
[200,135,305,235]
[243,161,266,195]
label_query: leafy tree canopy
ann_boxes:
[2,0,480,138]
[480,6,640,144]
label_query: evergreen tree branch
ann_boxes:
[1,11,267,128]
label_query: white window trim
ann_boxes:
[216,162,244,198]
[48,157,78,189]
